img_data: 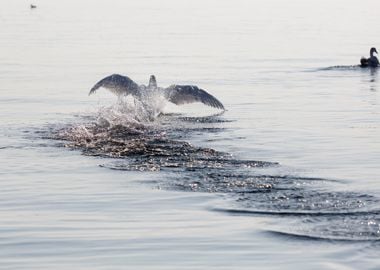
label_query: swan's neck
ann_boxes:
[148,76,157,88]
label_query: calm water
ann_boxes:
[1,0,380,269]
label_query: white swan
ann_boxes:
[89,74,225,110]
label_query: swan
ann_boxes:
[89,74,225,110]
[360,47,379,67]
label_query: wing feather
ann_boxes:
[89,74,140,97]
[164,85,225,110]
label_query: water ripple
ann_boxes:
[44,106,380,242]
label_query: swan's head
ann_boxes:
[370,47,378,55]
[148,75,157,88]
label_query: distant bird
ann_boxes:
[89,74,225,110]
[30,4,37,9]
[360,47,379,67]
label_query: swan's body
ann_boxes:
[89,74,225,110]
[360,47,379,68]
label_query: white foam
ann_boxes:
[95,92,168,127]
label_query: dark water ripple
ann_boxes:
[317,65,362,71]
[47,114,380,242]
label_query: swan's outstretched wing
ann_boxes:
[89,74,140,97]
[164,85,225,110]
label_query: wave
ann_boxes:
[318,65,362,71]
[213,207,380,218]
[311,65,379,72]
[265,230,380,242]
[45,100,380,242]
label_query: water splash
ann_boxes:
[96,91,168,124]
[46,103,380,242]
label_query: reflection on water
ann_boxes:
[369,68,378,92]
[317,65,379,92]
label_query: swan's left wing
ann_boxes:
[164,85,225,110]
[89,74,140,97]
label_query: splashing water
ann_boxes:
[96,90,168,125]
[46,98,380,242]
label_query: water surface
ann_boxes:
[1,0,380,269]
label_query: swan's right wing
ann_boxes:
[164,85,225,110]
[89,74,140,97]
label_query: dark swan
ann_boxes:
[89,74,225,110]
[360,47,379,68]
